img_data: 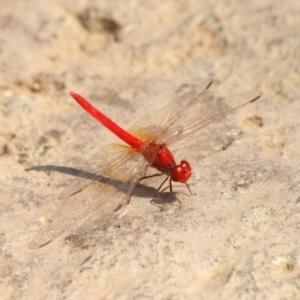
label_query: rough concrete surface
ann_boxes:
[1,0,300,299]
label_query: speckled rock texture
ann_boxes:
[1,1,300,299]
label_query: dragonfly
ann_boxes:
[29,79,261,264]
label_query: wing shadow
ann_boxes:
[25,165,164,200]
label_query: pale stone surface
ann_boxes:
[1,0,300,299]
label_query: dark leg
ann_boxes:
[185,183,192,195]
[128,171,170,211]
[138,173,170,210]
[127,172,165,204]
[168,177,182,209]
[154,175,169,211]
[128,171,185,211]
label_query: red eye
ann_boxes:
[171,161,192,183]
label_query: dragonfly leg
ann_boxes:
[139,174,184,210]
[168,177,182,209]
[127,172,164,205]
[155,175,169,211]
[137,173,170,211]
[185,182,192,195]
[129,173,180,211]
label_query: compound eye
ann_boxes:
[181,160,191,171]
[171,161,192,183]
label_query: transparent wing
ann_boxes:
[128,80,261,145]
[162,90,261,145]
[127,80,212,144]
[29,144,150,252]
[58,144,138,200]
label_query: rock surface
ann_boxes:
[1,1,300,299]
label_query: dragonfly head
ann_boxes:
[171,160,191,183]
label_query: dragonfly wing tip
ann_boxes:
[206,80,213,90]
[250,94,262,103]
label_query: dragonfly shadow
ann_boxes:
[150,186,192,207]
[150,192,178,206]
[26,165,158,200]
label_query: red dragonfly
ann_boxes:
[30,80,261,263]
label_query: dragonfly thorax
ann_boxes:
[143,143,191,183]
